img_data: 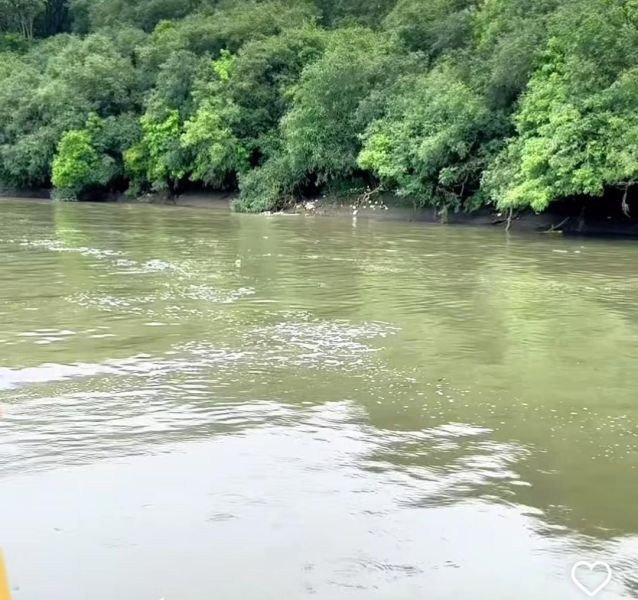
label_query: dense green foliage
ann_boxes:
[484,0,638,211]
[0,0,636,213]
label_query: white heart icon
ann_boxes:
[571,561,613,597]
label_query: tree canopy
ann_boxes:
[0,0,635,213]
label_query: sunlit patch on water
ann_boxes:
[0,347,243,399]
[249,318,400,370]
[68,293,147,312]
[68,285,255,322]
[0,356,164,390]
[1,407,636,599]
[358,421,530,506]
[17,238,192,279]
[137,259,190,275]
[15,328,77,346]
[19,239,126,258]
[356,260,404,275]
[181,284,255,303]
[114,258,138,268]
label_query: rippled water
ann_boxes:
[1,199,638,599]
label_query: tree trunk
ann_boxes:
[621,183,631,218]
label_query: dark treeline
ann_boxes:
[1,0,637,214]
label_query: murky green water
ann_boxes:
[1,199,637,599]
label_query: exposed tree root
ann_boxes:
[621,183,631,218]
[544,216,570,233]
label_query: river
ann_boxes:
[0,199,637,599]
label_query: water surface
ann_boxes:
[1,199,637,599]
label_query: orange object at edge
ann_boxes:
[0,551,11,600]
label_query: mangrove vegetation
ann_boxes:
[1,0,637,215]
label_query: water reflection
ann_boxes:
[0,199,637,598]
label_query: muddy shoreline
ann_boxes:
[3,189,638,237]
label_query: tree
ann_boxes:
[182,26,327,195]
[181,97,249,188]
[0,0,45,38]
[36,0,72,36]
[484,0,638,212]
[280,28,400,188]
[0,0,636,216]
[471,0,560,108]
[52,113,140,199]
[125,110,187,193]
[313,0,396,27]
[0,33,139,189]
[383,0,477,57]
[69,0,203,32]
[52,129,111,199]
[223,26,326,159]
[359,65,498,210]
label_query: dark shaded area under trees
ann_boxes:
[1,0,638,224]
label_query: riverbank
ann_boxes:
[3,190,638,237]
[136,191,638,237]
